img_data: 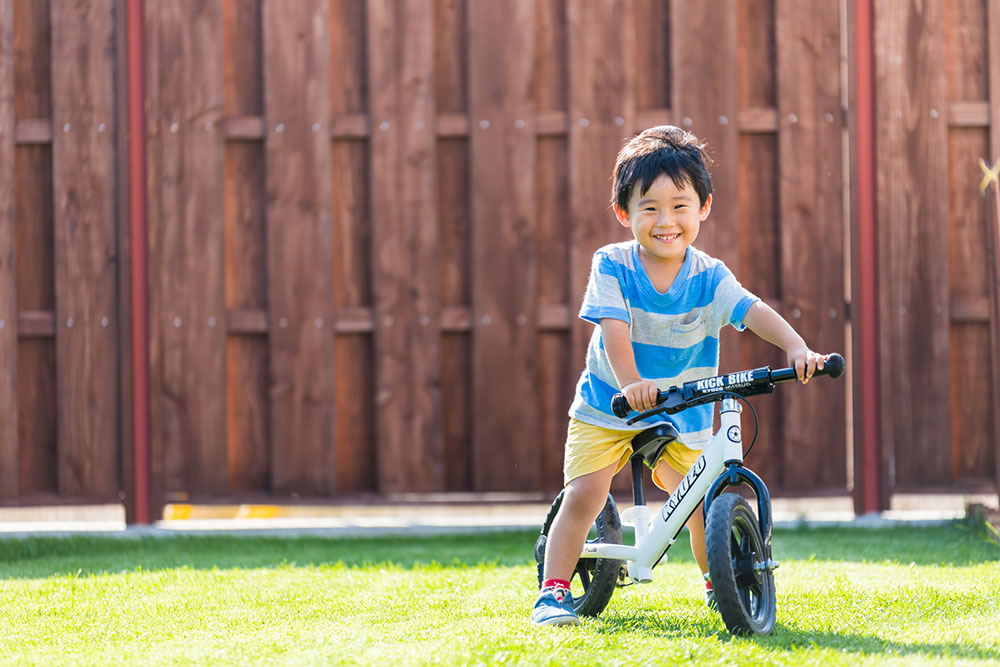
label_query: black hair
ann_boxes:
[611,125,713,213]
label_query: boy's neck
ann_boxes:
[637,246,686,293]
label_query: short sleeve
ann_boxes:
[711,264,759,332]
[579,250,630,326]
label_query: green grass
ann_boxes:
[0,523,997,666]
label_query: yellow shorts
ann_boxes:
[563,418,702,488]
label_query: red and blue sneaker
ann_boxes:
[531,586,579,626]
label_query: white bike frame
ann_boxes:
[578,397,743,584]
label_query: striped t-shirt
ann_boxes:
[568,241,759,449]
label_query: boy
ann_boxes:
[532,125,827,626]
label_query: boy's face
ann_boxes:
[614,173,711,269]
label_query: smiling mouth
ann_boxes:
[652,233,682,242]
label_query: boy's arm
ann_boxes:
[600,318,659,411]
[742,301,826,383]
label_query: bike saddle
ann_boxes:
[629,423,680,469]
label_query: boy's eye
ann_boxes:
[674,204,686,210]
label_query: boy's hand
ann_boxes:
[621,379,660,412]
[787,346,827,384]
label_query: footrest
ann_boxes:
[620,504,650,528]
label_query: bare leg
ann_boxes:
[652,462,708,575]
[542,462,618,583]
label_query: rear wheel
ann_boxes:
[705,493,776,635]
[534,490,622,617]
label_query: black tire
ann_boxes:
[705,493,776,635]
[534,490,622,618]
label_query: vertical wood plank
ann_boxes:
[144,0,168,508]
[534,0,569,493]
[874,0,951,488]
[262,0,334,494]
[148,1,227,497]
[330,0,373,494]
[776,0,846,491]
[13,0,56,496]
[435,0,470,492]
[467,0,538,491]
[114,0,134,519]
[367,0,442,493]
[0,0,15,496]
[946,125,992,479]
[223,0,269,493]
[50,0,118,497]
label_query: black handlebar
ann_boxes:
[611,353,846,420]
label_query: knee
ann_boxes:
[562,484,609,519]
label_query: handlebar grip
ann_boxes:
[611,389,667,417]
[611,393,631,418]
[770,352,847,383]
[818,353,846,379]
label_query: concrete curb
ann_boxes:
[0,493,994,539]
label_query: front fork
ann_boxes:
[703,397,773,550]
[703,463,774,550]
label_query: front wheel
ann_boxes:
[705,493,776,635]
[534,490,622,617]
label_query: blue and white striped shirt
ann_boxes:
[569,241,759,448]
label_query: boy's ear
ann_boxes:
[613,204,631,228]
[699,194,713,221]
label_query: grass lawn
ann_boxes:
[0,522,997,666]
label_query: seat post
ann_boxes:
[631,458,646,506]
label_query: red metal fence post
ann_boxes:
[853,0,884,514]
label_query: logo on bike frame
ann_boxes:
[727,425,741,442]
[661,455,708,521]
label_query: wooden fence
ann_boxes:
[1,0,998,517]
[872,0,1000,497]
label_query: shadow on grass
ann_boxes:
[592,613,998,661]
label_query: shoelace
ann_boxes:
[549,586,571,603]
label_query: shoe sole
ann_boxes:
[534,615,580,627]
